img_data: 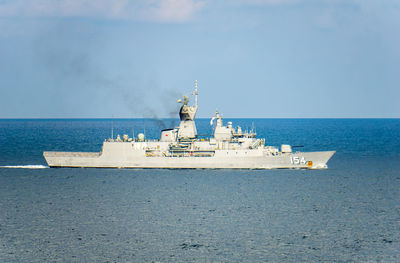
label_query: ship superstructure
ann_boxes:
[44,81,335,169]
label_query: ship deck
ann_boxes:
[43,151,100,158]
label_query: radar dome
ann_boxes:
[137,133,145,142]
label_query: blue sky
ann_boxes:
[0,0,399,118]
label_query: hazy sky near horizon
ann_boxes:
[0,0,399,118]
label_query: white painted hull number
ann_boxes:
[290,156,306,165]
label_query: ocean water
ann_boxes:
[0,118,399,262]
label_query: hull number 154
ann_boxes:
[290,156,306,165]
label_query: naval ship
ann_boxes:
[43,81,335,169]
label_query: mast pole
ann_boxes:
[144,119,146,139]
[194,80,198,107]
[111,114,114,140]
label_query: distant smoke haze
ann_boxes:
[32,20,181,125]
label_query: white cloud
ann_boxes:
[140,0,205,22]
[234,0,298,5]
[0,0,205,22]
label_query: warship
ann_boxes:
[43,81,335,169]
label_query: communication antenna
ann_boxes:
[144,119,146,139]
[193,80,198,107]
[111,114,114,139]
[211,108,218,132]
[132,119,135,140]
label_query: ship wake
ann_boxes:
[0,165,49,169]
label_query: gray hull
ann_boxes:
[44,144,335,169]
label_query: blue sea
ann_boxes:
[0,118,399,262]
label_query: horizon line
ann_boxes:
[0,117,399,120]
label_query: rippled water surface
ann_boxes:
[0,119,399,262]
